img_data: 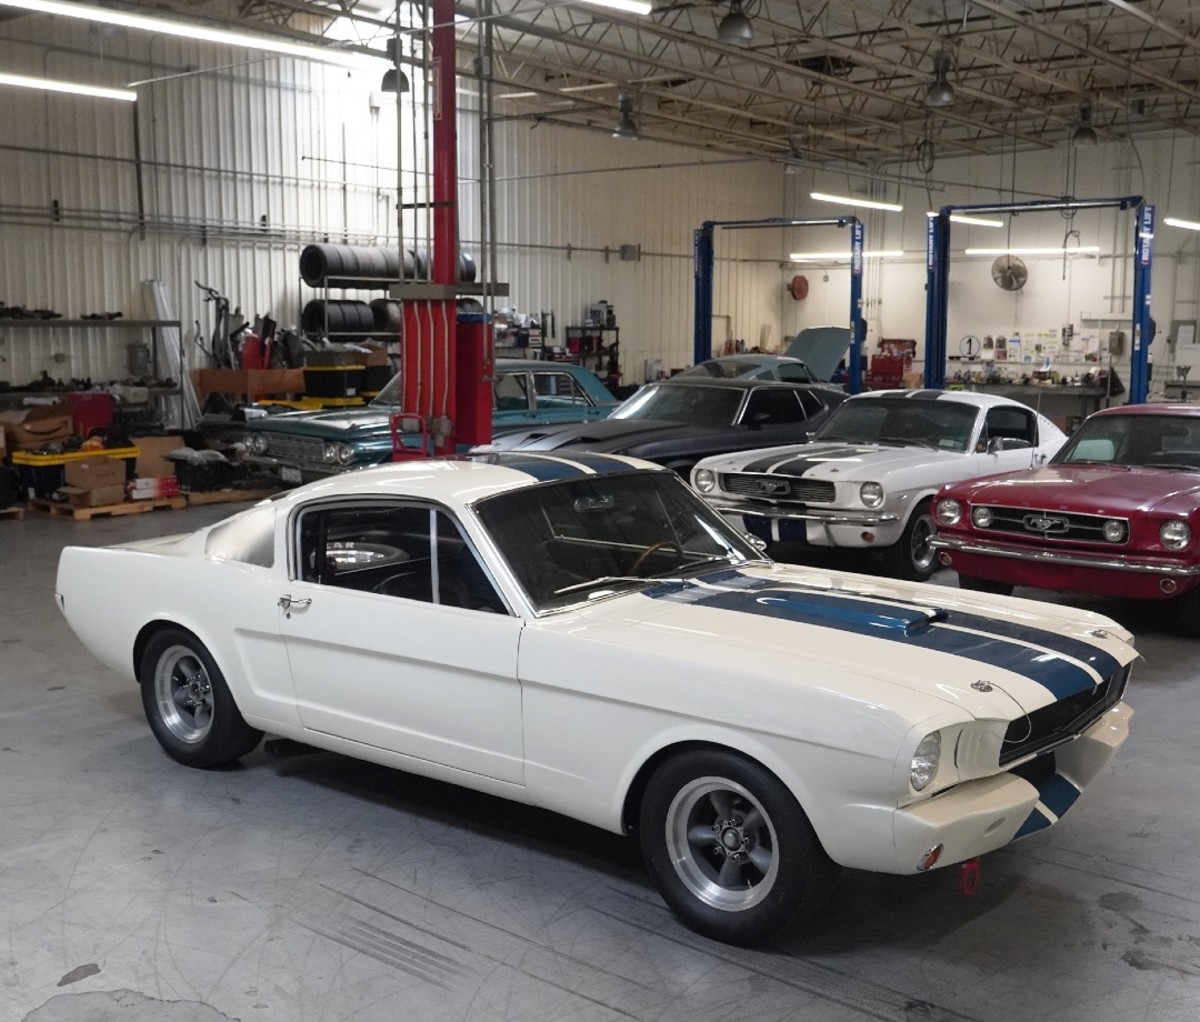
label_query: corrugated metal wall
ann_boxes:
[0,17,795,390]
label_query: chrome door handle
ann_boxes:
[278,595,312,610]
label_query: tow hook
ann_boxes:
[960,856,982,896]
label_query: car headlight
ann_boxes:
[322,442,340,463]
[336,443,356,466]
[246,433,268,455]
[860,482,884,508]
[1102,519,1127,543]
[1161,519,1191,551]
[910,732,941,792]
[936,498,961,526]
[971,506,993,528]
[694,468,716,493]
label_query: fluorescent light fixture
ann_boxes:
[0,0,380,67]
[964,246,1101,256]
[1164,217,1200,232]
[811,191,903,213]
[0,70,135,101]
[790,250,905,261]
[948,214,1004,228]
[579,0,653,13]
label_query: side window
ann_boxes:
[533,372,590,408]
[796,390,826,417]
[985,406,1036,448]
[742,388,806,425]
[296,504,505,612]
[494,372,530,412]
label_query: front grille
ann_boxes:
[262,434,326,465]
[999,664,1129,765]
[721,473,836,503]
[978,504,1128,544]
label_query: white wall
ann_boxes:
[0,13,1197,390]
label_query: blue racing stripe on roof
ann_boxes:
[495,454,588,482]
[552,452,651,475]
[649,581,1099,699]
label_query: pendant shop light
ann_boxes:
[1072,100,1099,146]
[613,91,639,139]
[925,50,956,108]
[717,0,753,46]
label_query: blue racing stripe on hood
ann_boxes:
[552,452,655,475]
[648,578,1101,699]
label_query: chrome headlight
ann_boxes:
[1161,519,1191,551]
[910,732,941,792]
[860,482,885,508]
[336,443,355,466]
[971,506,994,528]
[693,468,716,493]
[936,498,961,526]
[322,442,340,464]
[246,433,268,455]
[1102,519,1127,543]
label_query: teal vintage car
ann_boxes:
[242,358,620,486]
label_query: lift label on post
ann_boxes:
[851,221,864,276]
[926,215,936,271]
[1138,205,1155,267]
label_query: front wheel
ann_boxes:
[639,750,833,945]
[139,628,263,768]
[882,501,937,581]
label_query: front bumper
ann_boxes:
[709,498,901,548]
[932,534,1200,598]
[827,701,1132,874]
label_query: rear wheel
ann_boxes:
[639,750,833,945]
[883,501,937,581]
[139,628,262,768]
[958,574,1015,597]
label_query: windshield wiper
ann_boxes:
[552,575,652,596]
[1143,461,1200,472]
[877,435,938,450]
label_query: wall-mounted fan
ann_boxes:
[991,255,1028,292]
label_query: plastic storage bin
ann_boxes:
[11,447,138,498]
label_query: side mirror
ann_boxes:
[743,533,768,551]
[986,436,1007,454]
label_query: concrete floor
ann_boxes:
[2,505,1200,1022]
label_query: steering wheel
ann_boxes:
[630,540,681,575]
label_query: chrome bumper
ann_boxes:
[706,497,899,527]
[931,534,1200,577]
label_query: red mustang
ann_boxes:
[932,404,1200,632]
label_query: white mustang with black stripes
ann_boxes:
[691,389,1067,581]
[56,452,1132,946]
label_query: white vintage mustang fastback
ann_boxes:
[56,452,1133,945]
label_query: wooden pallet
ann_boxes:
[186,487,279,507]
[0,505,25,521]
[31,496,187,521]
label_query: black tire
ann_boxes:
[958,574,1015,596]
[138,627,263,768]
[639,749,833,945]
[882,500,938,581]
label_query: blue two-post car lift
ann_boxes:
[693,216,866,395]
[924,196,1155,403]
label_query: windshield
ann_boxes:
[612,383,743,427]
[1054,412,1200,469]
[475,471,761,611]
[370,373,401,408]
[815,397,977,452]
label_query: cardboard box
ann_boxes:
[192,368,305,402]
[0,405,73,449]
[131,435,185,479]
[129,475,180,500]
[64,456,125,490]
[61,483,126,508]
